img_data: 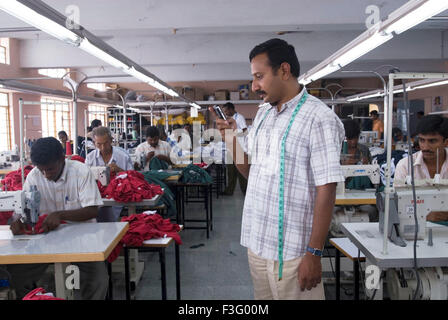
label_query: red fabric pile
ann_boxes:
[23,288,65,300]
[0,212,13,225]
[107,213,182,263]
[0,166,34,225]
[101,170,163,203]
[194,162,208,168]
[1,165,34,191]
[70,155,85,163]
[24,214,67,235]
[97,180,107,198]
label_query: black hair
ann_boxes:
[58,131,68,137]
[223,102,235,110]
[416,115,448,139]
[249,38,300,78]
[87,126,93,133]
[90,119,102,128]
[417,111,425,116]
[370,110,379,116]
[146,126,160,138]
[31,137,64,166]
[342,119,361,139]
[392,127,402,136]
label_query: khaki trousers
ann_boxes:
[247,248,325,300]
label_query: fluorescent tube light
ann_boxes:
[347,91,384,102]
[126,66,155,83]
[0,1,80,45]
[411,79,448,90]
[385,0,448,35]
[333,32,393,67]
[79,38,129,70]
[300,64,340,85]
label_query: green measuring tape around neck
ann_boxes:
[254,91,309,281]
[278,91,308,280]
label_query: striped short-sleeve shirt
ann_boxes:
[240,88,345,261]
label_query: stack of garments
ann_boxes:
[102,170,163,203]
[1,165,34,191]
[107,212,182,262]
[180,164,213,184]
[0,165,34,225]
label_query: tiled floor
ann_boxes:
[109,185,367,300]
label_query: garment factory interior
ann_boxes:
[0,0,447,302]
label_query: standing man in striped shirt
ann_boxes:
[211,38,345,300]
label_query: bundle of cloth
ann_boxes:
[22,288,64,300]
[100,170,163,203]
[107,212,182,262]
[180,164,213,184]
[69,155,85,163]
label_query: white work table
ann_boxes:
[0,222,128,299]
[102,194,162,208]
[341,222,448,268]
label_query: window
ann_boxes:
[41,97,72,139]
[0,93,13,151]
[0,38,10,65]
[88,104,108,127]
[38,68,68,79]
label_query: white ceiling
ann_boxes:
[0,0,447,83]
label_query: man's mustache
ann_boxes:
[256,90,266,95]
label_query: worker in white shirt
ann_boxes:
[222,102,248,195]
[7,137,107,300]
[134,126,173,171]
[86,126,133,222]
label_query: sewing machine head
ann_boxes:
[359,131,379,146]
[0,186,40,231]
[89,166,110,186]
[337,164,381,195]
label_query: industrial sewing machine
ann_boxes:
[378,182,448,246]
[0,186,40,233]
[89,166,111,186]
[331,165,381,237]
[336,164,381,195]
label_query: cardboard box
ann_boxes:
[183,87,195,100]
[230,91,240,101]
[195,88,205,101]
[215,90,229,101]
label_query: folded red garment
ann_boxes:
[102,170,163,203]
[1,165,34,191]
[107,213,181,263]
[23,287,65,300]
[70,155,85,163]
[96,180,107,198]
[24,214,67,235]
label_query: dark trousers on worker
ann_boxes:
[224,163,247,196]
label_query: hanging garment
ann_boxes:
[142,171,177,218]
[107,213,182,263]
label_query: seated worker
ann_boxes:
[86,126,133,221]
[340,119,377,224]
[58,130,73,155]
[395,115,448,222]
[370,110,384,140]
[392,127,404,143]
[134,126,172,171]
[87,119,102,140]
[86,126,133,173]
[341,119,371,165]
[7,137,107,300]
